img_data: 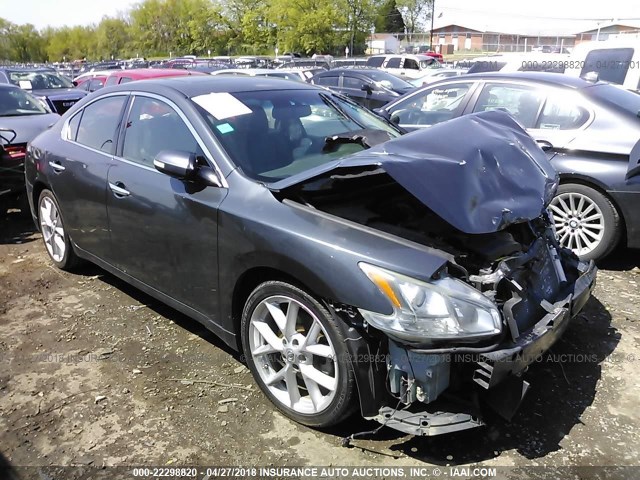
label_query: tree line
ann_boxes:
[0,0,432,62]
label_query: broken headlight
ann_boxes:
[358,263,502,342]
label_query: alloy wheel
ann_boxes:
[39,196,66,263]
[248,295,338,415]
[550,192,605,256]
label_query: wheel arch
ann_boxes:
[31,180,51,226]
[231,266,312,348]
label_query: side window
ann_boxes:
[536,95,590,130]
[473,83,544,128]
[386,57,402,68]
[119,77,133,84]
[343,76,365,89]
[67,111,82,141]
[315,76,339,87]
[75,96,126,154]
[88,79,104,91]
[366,56,385,67]
[104,76,118,87]
[122,96,201,167]
[404,59,419,70]
[391,83,473,126]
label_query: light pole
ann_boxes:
[430,0,435,48]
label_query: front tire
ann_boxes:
[549,183,621,261]
[38,189,79,271]
[241,281,356,427]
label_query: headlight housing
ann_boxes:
[358,263,502,343]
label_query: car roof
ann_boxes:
[0,83,21,90]
[108,68,206,79]
[212,68,277,75]
[318,67,385,75]
[0,67,56,73]
[435,71,597,89]
[106,75,319,96]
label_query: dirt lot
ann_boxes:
[1,211,639,478]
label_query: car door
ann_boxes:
[386,81,477,130]
[48,94,128,259]
[341,74,371,108]
[106,93,227,320]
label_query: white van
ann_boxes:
[366,54,442,79]
[565,39,640,90]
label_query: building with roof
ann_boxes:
[575,21,640,43]
[366,33,401,55]
[430,18,640,53]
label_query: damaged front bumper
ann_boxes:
[367,258,597,436]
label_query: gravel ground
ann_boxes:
[1,212,639,479]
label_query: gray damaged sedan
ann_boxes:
[24,77,597,436]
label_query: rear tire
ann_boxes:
[38,189,80,271]
[549,183,621,261]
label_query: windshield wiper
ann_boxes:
[322,129,393,153]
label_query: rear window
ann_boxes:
[586,83,640,117]
[580,48,634,85]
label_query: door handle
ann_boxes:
[49,161,65,172]
[109,182,131,197]
[536,140,554,152]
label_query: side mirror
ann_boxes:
[154,150,197,180]
[361,83,373,94]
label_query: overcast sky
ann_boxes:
[1,0,639,29]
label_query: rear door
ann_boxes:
[106,93,227,320]
[47,94,128,259]
[383,56,403,77]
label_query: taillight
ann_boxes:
[5,146,26,160]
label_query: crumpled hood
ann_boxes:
[270,110,558,234]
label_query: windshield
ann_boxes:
[192,89,401,182]
[0,87,49,116]
[8,71,74,90]
[586,83,640,118]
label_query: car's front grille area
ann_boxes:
[51,98,80,114]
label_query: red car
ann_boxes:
[75,75,107,92]
[104,68,206,87]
